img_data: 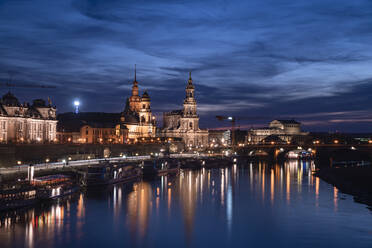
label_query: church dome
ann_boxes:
[141,91,150,101]
[1,92,20,106]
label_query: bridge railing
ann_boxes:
[0,155,152,175]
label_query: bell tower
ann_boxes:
[183,72,197,117]
[181,72,199,131]
[129,64,141,112]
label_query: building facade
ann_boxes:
[57,112,128,144]
[245,120,308,144]
[159,73,208,148]
[0,92,57,143]
[120,69,156,140]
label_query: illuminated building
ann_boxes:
[0,92,57,143]
[159,73,208,148]
[246,119,308,144]
[57,112,128,144]
[120,66,156,140]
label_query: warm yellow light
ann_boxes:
[334,140,339,144]
[45,158,50,163]
[17,161,22,165]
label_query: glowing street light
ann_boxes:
[74,100,80,114]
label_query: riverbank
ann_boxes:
[315,167,372,208]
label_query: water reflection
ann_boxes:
[0,160,371,248]
[127,182,152,241]
[0,193,83,248]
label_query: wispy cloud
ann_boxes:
[1,0,372,131]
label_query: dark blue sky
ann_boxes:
[1,0,372,132]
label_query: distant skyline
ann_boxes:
[1,0,372,132]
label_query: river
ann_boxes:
[0,160,371,247]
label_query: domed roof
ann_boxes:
[142,91,150,100]
[1,92,20,106]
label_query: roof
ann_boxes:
[57,112,122,132]
[142,91,150,99]
[32,99,47,107]
[25,107,42,118]
[1,91,20,106]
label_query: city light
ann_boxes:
[74,100,80,114]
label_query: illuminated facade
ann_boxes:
[160,73,208,148]
[0,92,57,143]
[246,119,308,144]
[120,68,156,140]
[57,112,127,144]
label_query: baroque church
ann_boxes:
[120,67,156,140]
[159,73,208,148]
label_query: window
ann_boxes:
[189,122,193,129]
[86,128,89,135]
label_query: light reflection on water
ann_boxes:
[0,160,371,248]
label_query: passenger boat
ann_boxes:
[82,161,141,187]
[33,175,80,200]
[0,185,38,211]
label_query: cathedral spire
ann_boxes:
[134,64,137,82]
[188,71,192,84]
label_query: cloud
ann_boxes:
[1,0,372,131]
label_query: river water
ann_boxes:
[0,160,371,248]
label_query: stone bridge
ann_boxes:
[238,144,372,166]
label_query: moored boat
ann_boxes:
[82,161,141,187]
[0,185,38,212]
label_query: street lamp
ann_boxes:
[74,100,80,114]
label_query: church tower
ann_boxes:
[183,72,197,117]
[129,65,141,112]
[181,72,199,131]
[139,91,152,124]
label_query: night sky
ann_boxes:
[1,0,372,132]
